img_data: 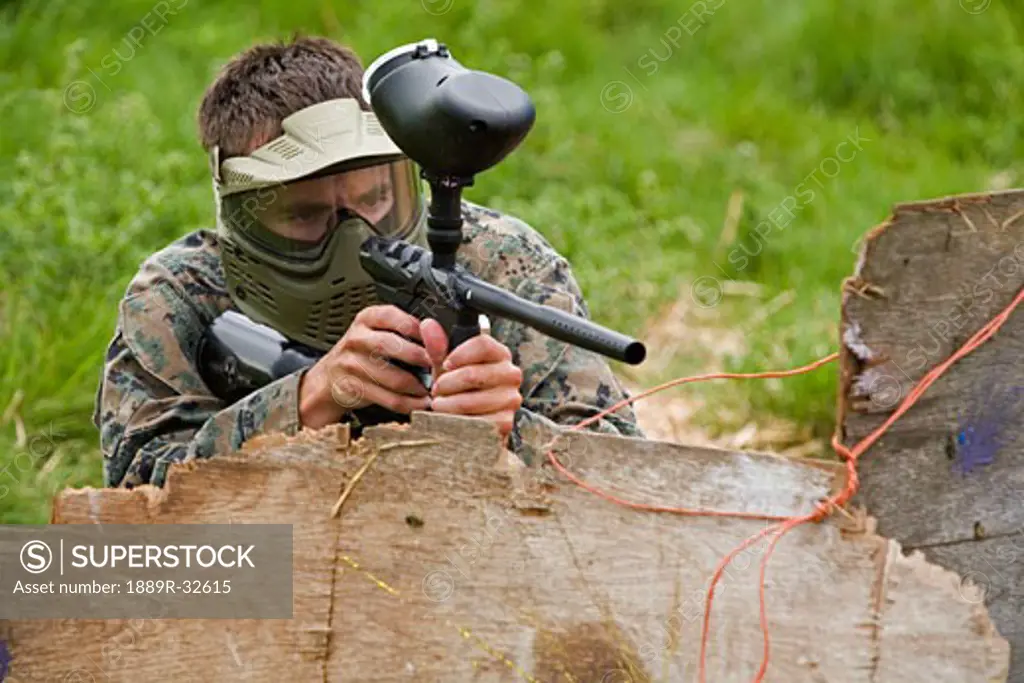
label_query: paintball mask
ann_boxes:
[211,98,428,351]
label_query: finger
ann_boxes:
[343,355,430,397]
[432,362,523,397]
[442,335,512,371]
[325,370,371,411]
[359,380,433,415]
[430,387,523,416]
[352,330,431,369]
[354,305,424,341]
[419,318,449,369]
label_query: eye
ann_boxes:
[290,207,327,222]
[358,185,391,209]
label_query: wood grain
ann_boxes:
[2,414,1009,681]
[840,188,1024,681]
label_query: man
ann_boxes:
[94,36,642,489]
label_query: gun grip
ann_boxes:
[391,358,433,392]
[447,314,481,352]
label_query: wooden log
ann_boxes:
[840,188,1024,681]
[1,413,1010,682]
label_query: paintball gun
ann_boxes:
[198,39,646,427]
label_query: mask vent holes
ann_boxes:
[324,284,377,335]
[265,138,304,160]
[305,301,325,339]
[244,280,277,313]
[225,170,254,185]
[224,244,278,313]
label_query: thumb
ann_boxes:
[420,318,448,370]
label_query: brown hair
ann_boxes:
[198,35,367,157]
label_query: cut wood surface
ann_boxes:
[840,188,1024,681]
[1,413,1010,682]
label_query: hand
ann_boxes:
[298,305,432,429]
[420,319,524,438]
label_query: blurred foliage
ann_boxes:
[1,0,1023,521]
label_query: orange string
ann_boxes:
[546,287,1022,682]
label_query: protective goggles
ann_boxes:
[218,157,423,261]
[211,98,423,260]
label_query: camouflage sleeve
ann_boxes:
[95,277,303,489]
[494,252,646,465]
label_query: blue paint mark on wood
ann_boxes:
[954,384,1023,476]
[0,639,11,681]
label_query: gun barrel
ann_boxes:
[460,275,646,365]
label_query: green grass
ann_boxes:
[3,0,1024,522]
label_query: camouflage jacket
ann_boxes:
[94,201,644,488]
